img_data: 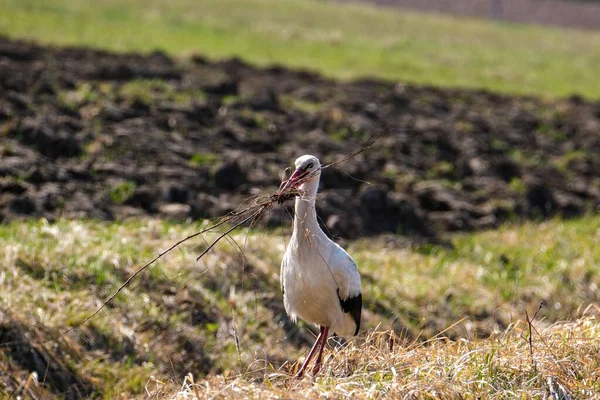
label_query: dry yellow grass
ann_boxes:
[1,217,599,398]
[148,316,600,399]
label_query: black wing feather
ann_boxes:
[337,289,362,336]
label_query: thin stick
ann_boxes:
[63,210,261,333]
[40,359,50,399]
[196,207,265,261]
[281,131,384,189]
[64,196,281,333]
[64,132,382,332]
[321,130,385,170]
[64,228,208,333]
[525,301,543,369]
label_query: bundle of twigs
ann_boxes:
[65,133,381,333]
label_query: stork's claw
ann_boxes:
[311,363,321,376]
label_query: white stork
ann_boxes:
[280,155,362,378]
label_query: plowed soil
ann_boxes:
[1,36,599,240]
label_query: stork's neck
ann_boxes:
[292,176,325,239]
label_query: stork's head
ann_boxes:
[283,155,321,190]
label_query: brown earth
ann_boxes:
[1,36,599,242]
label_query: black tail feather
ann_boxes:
[337,290,362,335]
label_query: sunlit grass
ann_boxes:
[153,318,600,398]
[351,216,600,339]
[1,0,600,97]
[1,216,599,397]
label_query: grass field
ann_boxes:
[1,0,600,98]
[2,0,600,397]
[154,319,600,398]
[1,216,599,398]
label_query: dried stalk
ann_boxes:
[63,187,302,334]
[525,301,544,371]
[64,133,383,333]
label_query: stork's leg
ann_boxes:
[311,326,329,375]
[295,326,325,379]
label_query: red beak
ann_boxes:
[282,168,308,190]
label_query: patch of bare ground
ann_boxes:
[1,37,599,242]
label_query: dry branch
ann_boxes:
[64,133,383,333]
[63,186,302,334]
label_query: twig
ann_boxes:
[526,305,570,377]
[63,208,267,334]
[64,132,382,333]
[196,208,265,261]
[321,129,385,170]
[39,359,50,399]
[525,301,544,370]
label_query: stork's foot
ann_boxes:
[311,362,322,376]
[293,366,305,380]
[293,326,327,380]
[294,362,309,380]
[293,362,321,380]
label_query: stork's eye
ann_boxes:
[305,163,314,170]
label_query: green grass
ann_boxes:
[108,180,136,204]
[1,216,599,398]
[189,151,219,167]
[1,0,600,98]
[120,79,207,104]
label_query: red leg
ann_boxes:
[295,326,325,379]
[312,327,329,376]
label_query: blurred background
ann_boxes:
[366,0,600,30]
[0,0,599,398]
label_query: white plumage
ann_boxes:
[280,155,362,377]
